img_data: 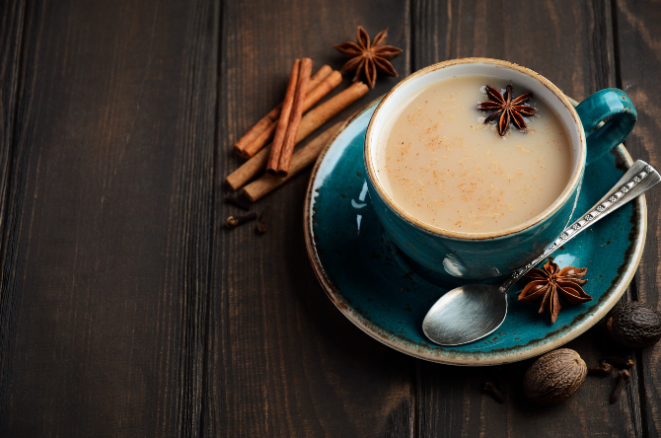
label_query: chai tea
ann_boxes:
[376,75,573,233]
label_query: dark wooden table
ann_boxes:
[1,1,660,436]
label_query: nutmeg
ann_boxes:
[605,302,661,349]
[523,348,587,405]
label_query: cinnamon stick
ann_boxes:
[241,121,345,202]
[238,69,342,159]
[225,81,369,190]
[303,71,342,112]
[226,145,272,191]
[295,81,368,140]
[272,57,313,176]
[233,65,332,156]
[265,59,300,174]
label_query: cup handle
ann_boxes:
[575,88,637,165]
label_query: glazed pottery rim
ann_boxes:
[363,57,587,241]
[304,99,646,366]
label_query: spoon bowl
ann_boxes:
[422,285,506,346]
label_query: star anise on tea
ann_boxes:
[477,85,537,136]
[518,260,592,324]
[334,26,403,89]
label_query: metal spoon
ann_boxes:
[422,160,660,346]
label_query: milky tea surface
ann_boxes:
[376,75,573,234]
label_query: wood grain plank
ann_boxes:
[205,1,414,437]
[0,0,25,240]
[0,0,219,436]
[413,0,645,436]
[614,1,661,436]
[0,0,27,427]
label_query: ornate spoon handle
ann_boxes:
[499,160,660,293]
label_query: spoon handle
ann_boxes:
[499,160,660,293]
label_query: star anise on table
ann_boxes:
[334,26,403,89]
[518,260,592,324]
[477,85,537,137]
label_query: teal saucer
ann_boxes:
[304,99,646,366]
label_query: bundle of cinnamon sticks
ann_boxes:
[227,58,369,201]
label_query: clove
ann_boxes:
[256,206,271,235]
[587,362,614,376]
[225,194,251,211]
[601,356,634,369]
[224,212,258,229]
[483,380,505,404]
[610,369,631,404]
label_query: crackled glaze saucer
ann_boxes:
[304,99,646,366]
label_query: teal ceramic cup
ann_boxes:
[364,58,637,281]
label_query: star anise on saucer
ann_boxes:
[477,85,537,136]
[518,260,592,324]
[334,26,403,89]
